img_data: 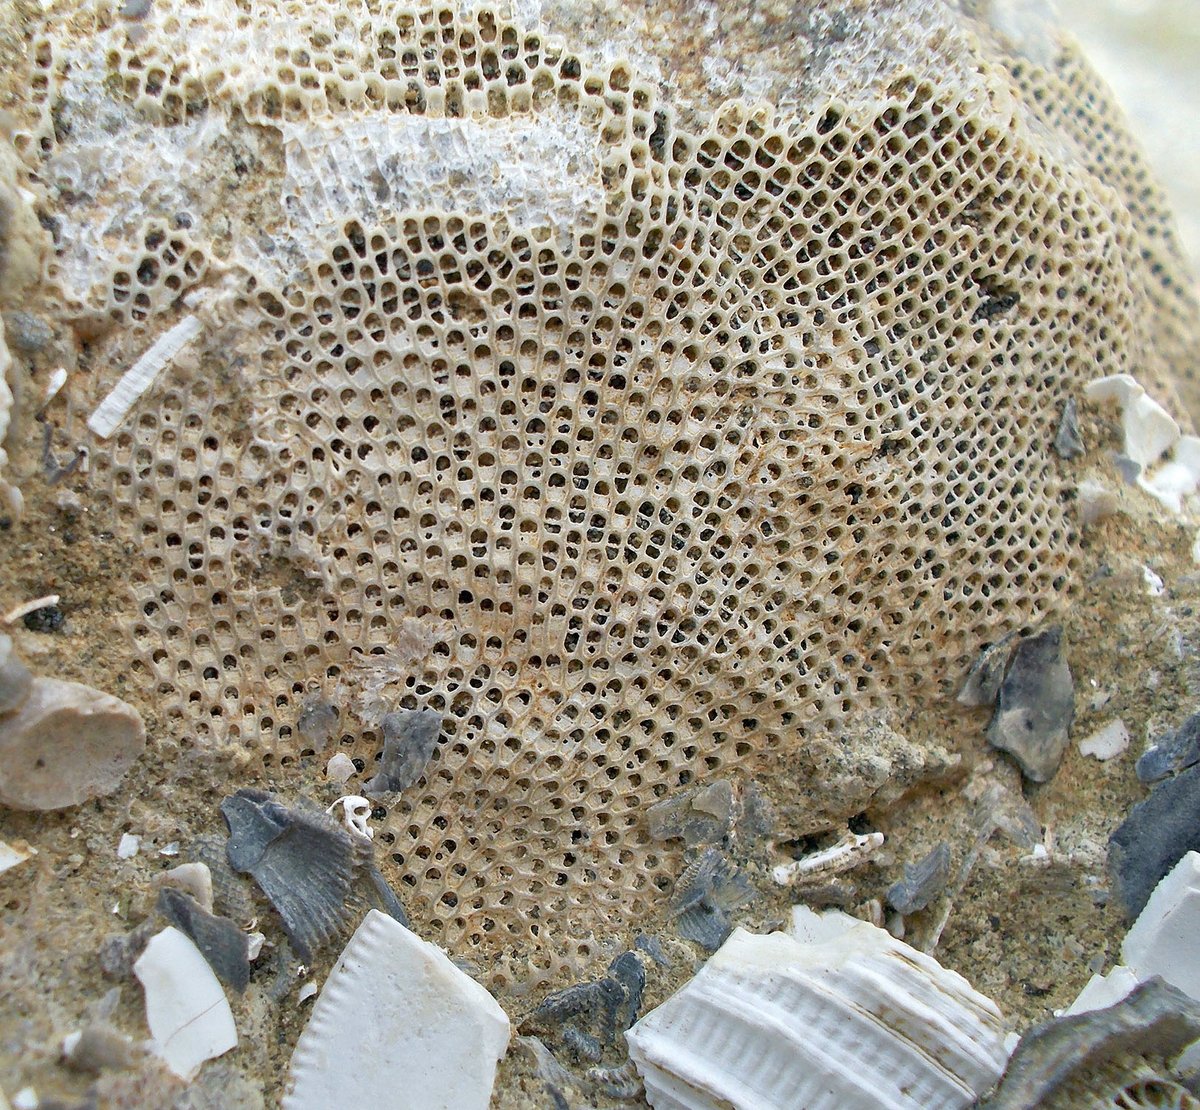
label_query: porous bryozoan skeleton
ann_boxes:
[14,0,1200,985]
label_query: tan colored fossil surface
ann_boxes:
[0,0,1198,1105]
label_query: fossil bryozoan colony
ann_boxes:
[3,0,1199,1005]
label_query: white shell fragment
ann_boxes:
[160,862,214,914]
[284,909,510,1110]
[1122,850,1200,997]
[133,926,237,1080]
[626,912,1007,1110]
[1063,965,1141,1017]
[1077,479,1119,526]
[1084,374,1180,469]
[325,795,373,840]
[87,314,201,439]
[1078,719,1130,761]
[1083,374,1200,513]
[117,833,140,859]
[0,839,35,875]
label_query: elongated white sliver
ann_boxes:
[87,315,201,438]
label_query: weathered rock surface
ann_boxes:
[0,677,145,810]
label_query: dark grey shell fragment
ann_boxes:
[157,887,251,992]
[1109,762,1200,919]
[980,978,1200,1109]
[887,842,951,915]
[987,625,1075,782]
[646,780,734,845]
[220,789,372,961]
[1137,712,1200,785]
[186,833,258,925]
[527,950,647,1056]
[1053,397,1085,460]
[363,708,442,796]
[296,696,338,746]
[957,634,1016,708]
[671,847,753,951]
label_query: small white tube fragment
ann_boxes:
[2,595,60,625]
[772,831,884,886]
[87,316,201,439]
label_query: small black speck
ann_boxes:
[24,605,65,633]
[371,806,387,821]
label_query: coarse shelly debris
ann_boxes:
[25,0,1200,981]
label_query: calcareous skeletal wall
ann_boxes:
[9,0,1200,985]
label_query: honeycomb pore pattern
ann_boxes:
[22,0,1199,985]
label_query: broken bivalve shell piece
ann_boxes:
[627,913,1007,1110]
[1109,763,1200,920]
[221,789,374,960]
[0,839,35,875]
[133,926,237,1081]
[283,909,509,1110]
[157,888,251,993]
[887,842,953,915]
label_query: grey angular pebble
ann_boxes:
[1113,454,1143,484]
[646,779,734,845]
[0,677,145,810]
[1108,761,1200,920]
[363,708,442,796]
[957,634,1016,708]
[0,634,32,715]
[173,1062,265,1110]
[987,625,1074,783]
[5,311,52,354]
[98,919,158,980]
[1136,711,1200,784]
[979,978,1200,1108]
[157,887,251,992]
[1053,397,1085,460]
[886,842,952,915]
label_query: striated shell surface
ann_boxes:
[625,918,1009,1109]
